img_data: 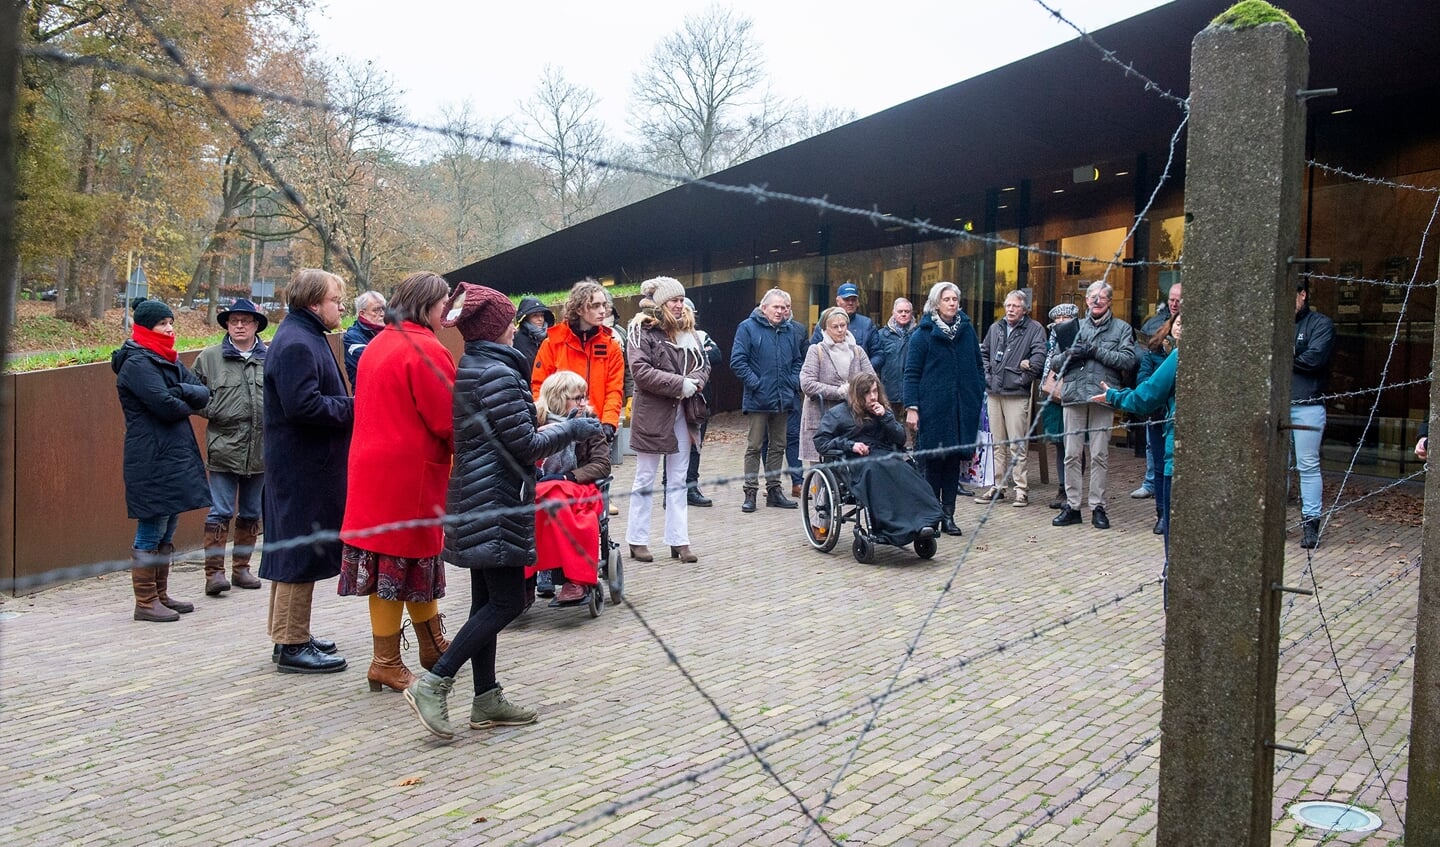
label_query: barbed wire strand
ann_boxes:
[1006,731,1163,846]
[19,43,1189,273]
[1308,159,1440,194]
[1027,0,1190,110]
[510,578,1160,847]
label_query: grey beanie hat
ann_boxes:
[648,276,685,306]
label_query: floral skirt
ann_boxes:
[337,544,446,603]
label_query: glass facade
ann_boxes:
[654,114,1438,480]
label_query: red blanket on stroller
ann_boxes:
[527,479,602,585]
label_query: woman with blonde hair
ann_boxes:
[339,272,457,692]
[799,307,875,466]
[531,370,612,606]
[625,276,710,564]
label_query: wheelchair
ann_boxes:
[801,453,939,564]
[534,477,625,618]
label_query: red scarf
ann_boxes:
[132,324,178,363]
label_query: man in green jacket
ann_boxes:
[192,299,268,595]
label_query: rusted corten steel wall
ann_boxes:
[2,353,210,591]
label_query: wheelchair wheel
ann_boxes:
[852,530,876,564]
[587,582,604,618]
[914,533,938,560]
[802,467,840,553]
[606,543,625,604]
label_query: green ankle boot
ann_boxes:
[470,685,538,729]
[404,672,455,740]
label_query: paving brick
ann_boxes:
[0,414,1416,845]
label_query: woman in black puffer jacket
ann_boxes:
[405,283,601,742]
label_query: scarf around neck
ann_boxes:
[132,324,178,363]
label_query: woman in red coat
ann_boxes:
[339,272,457,693]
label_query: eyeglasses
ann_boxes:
[569,394,590,403]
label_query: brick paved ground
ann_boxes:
[0,414,1420,846]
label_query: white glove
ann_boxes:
[681,378,699,398]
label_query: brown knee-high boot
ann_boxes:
[410,615,450,672]
[368,632,415,692]
[133,549,179,622]
[203,521,231,595]
[230,518,263,589]
[154,542,194,613]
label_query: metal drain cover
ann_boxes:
[1288,801,1382,833]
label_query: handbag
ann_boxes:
[1040,370,1064,403]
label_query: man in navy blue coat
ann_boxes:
[261,269,354,674]
[731,289,805,512]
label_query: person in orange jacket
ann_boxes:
[531,278,626,437]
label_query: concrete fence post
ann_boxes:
[1156,10,1308,846]
[1410,326,1440,842]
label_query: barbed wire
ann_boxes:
[1280,557,1420,658]
[1296,375,1432,406]
[20,43,1189,274]
[1308,159,1440,194]
[511,577,1161,847]
[1027,0,1190,110]
[1275,642,1416,772]
[1006,730,1162,846]
[1300,269,1440,289]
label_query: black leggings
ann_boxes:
[431,566,526,696]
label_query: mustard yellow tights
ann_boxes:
[368,596,441,637]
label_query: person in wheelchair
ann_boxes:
[813,373,942,546]
[532,370,612,607]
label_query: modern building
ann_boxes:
[448,0,1439,479]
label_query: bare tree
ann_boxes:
[519,66,612,230]
[630,4,793,179]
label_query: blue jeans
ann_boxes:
[135,514,180,551]
[1290,404,1326,519]
[1145,421,1167,508]
[207,471,264,524]
[1142,420,1165,493]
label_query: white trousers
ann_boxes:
[627,410,693,547]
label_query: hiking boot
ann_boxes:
[741,491,757,513]
[687,488,713,507]
[1300,517,1321,549]
[405,672,455,740]
[766,488,797,509]
[469,686,538,729]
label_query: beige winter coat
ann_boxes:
[798,335,875,462]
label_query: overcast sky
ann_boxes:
[309,0,1170,144]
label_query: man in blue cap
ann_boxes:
[809,281,880,359]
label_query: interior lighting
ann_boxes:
[1331,108,1353,115]
[1001,186,1017,192]
[790,240,802,244]
[1114,171,1130,176]
[1072,165,1100,183]
[1052,188,1065,194]
[998,204,1009,209]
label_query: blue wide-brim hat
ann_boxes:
[217,298,269,332]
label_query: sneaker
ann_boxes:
[535,569,556,599]
[973,487,1004,504]
[1011,492,1029,508]
[405,672,456,740]
[470,686,538,729]
[1130,486,1154,499]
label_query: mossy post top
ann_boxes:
[1210,0,1305,37]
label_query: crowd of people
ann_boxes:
[112,266,1335,741]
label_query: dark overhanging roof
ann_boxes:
[447,0,1440,295]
